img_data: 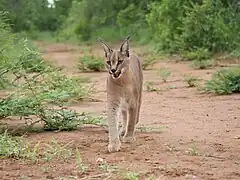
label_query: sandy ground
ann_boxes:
[1,42,240,180]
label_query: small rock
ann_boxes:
[96,157,104,164]
[234,135,240,139]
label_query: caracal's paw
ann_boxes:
[123,136,136,143]
[108,140,121,153]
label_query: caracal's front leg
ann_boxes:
[107,98,121,152]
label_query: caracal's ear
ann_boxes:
[120,35,131,57]
[98,37,112,58]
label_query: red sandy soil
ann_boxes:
[0,42,239,180]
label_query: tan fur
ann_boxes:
[99,36,143,152]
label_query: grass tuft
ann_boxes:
[42,138,73,162]
[142,55,157,70]
[75,148,88,173]
[158,68,171,82]
[0,131,39,161]
[145,81,160,92]
[78,55,104,72]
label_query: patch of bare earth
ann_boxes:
[1,43,239,180]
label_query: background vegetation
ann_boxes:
[1,0,239,55]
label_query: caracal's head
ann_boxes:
[99,36,131,79]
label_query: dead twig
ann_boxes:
[80,173,111,180]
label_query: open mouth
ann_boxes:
[112,71,121,78]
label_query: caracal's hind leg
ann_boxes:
[135,93,142,125]
[119,109,127,139]
[123,106,137,143]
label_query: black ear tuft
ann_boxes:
[125,35,131,41]
[98,37,112,57]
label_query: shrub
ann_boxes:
[78,55,104,72]
[34,72,91,103]
[0,13,97,134]
[0,70,95,131]
[0,77,10,90]
[1,36,48,75]
[42,109,102,131]
[184,48,213,69]
[0,72,92,118]
[182,48,211,61]
[18,39,48,73]
[146,0,191,53]
[204,67,240,95]
[0,97,41,119]
[0,12,48,93]
[191,60,213,69]
[75,19,92,41]
[184,75,199,87]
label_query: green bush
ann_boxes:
[0,13,97,133]
[0,13,48,86]
[204,67,240,95]
[181,0,239,52]
[147,0,240,55]
[17,39,48,73]
[182,48,212,61]
[78,55,104,72]
[147,0,191,53]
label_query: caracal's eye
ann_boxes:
[118,60,123,64]
[106,61,111,65]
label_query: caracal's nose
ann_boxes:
[110,69,116,73]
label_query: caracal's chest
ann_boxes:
[119,84,136,108]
